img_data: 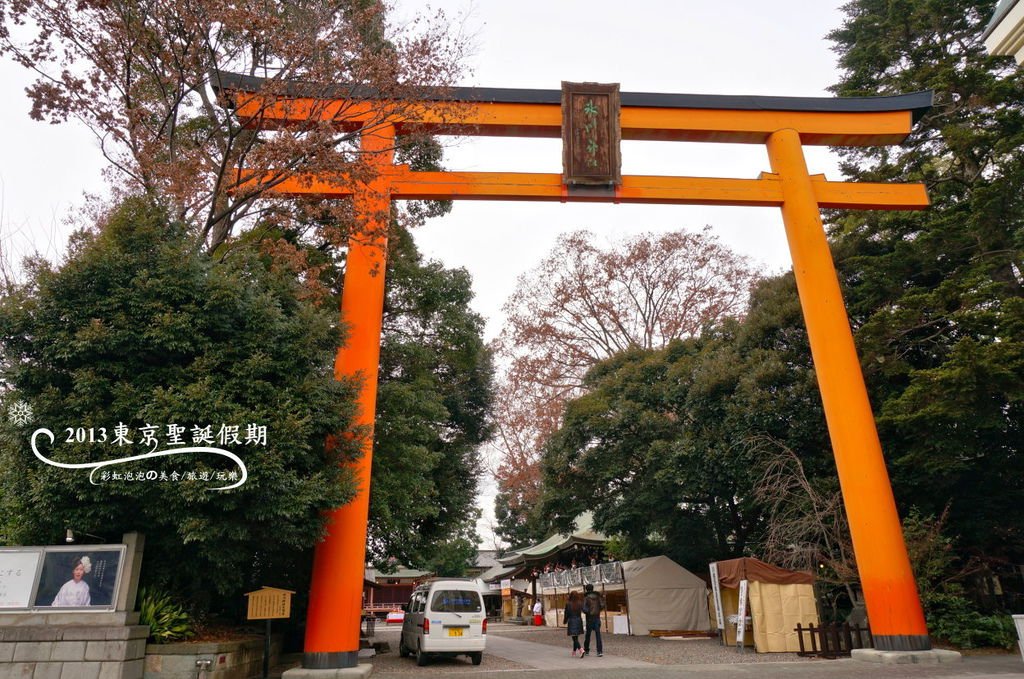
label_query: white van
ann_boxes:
[399,579,487,666]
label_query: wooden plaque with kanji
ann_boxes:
[561,81,622,186]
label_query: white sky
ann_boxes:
[398,0,848,342]
[0,0,852,548]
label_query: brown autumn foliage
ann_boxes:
[492,229,761,541]
[751,436,857,584]
[0,0,467,259]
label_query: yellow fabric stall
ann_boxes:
[711,557,819,653]
[749,581,819,652]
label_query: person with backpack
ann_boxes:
[581,583,604,657]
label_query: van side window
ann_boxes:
[429,590,482,613]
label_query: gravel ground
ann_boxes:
[488,624,813,665]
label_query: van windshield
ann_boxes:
[430,590,482,613]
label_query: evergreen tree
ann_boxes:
[369,226,493,572]
[827,0,1024,563]
[0,198,361,610]
[541,275,830,573]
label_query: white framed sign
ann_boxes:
[708,562,724,634]
[736,578,749,650]
[0,544,126,611]
[0,549,43,608]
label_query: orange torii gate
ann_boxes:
[217,73,934,669]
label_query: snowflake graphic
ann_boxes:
[8,400,34,426]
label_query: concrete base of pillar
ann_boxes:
[283,664,373,678]
[851,648,963,664]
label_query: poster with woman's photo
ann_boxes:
[33,546,125,609]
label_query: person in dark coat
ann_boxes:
[564,590,584,656]
[582,583,604,657]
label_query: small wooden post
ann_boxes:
[620,563,632,636]
[601,580,608,633]
[264,619,271,678]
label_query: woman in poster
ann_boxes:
[51,556,91,606]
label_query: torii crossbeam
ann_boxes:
[216,73,934,669]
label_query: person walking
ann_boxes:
[581,583,604,657]
[564,591,584,656]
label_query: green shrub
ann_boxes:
[903,508,1017,650]
[924,591,1017,650]
[139,588,195,644]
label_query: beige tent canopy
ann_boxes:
[621,555,710,635]
[711,557,819,653]
[539,555,709,634]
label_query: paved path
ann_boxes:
[484,632,1024,679]
[314,625,1024,678]
[485,632,657,670]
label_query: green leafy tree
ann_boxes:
[827,0,1024,563]
[0,198,361,611]
[541,274,830,573]
[369,225,493,571]
[420,534,480,578]
[493,492,543,550]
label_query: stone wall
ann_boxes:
[143,637,283,679]
[0,620,148,679]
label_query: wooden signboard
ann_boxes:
[561,82,621,186]
[245,586,294,620]
[245,586,294,679]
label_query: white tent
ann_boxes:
[621,556,710,635]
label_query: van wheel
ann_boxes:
[416,644,428,666]
[470,652,482,666]
[398,637,410,658]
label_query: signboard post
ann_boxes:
[246,587,294,679]
[708,562,724,645]
[736,579,749,652]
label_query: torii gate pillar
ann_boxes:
[302,124,395,670]
[768,128,929,649]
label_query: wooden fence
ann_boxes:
[794,622,873,658]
